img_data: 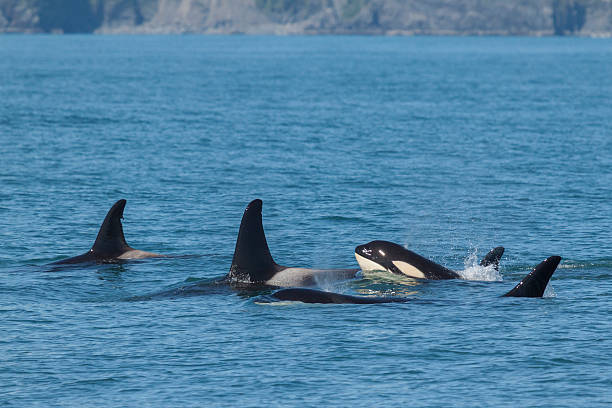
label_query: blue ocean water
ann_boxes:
[1,35,611,407]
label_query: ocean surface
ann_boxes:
[1,35,611,407]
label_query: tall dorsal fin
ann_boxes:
[228,199,280,283]
[480,246,505,271]
[503,256,561,297]
[91,199,132,256]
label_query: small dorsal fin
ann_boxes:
[228,199,279,283]
[503,256,561,297]
[480,246,505,271]
[91,199,132,256]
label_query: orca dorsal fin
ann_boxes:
[503,256,561,297]
[91,199,132,257]
[480,246,505,271]
[228,199,279,283]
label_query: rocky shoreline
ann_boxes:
[1,0,611,36]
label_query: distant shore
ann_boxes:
[2,0,612,37]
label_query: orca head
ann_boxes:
[354,240,409,275]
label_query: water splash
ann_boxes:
[457,248,503,282]
[313,274,349,292]
[543,285,556,298]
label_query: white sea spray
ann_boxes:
[457,247,503,282]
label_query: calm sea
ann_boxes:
[1,35,611,407]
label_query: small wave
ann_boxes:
[69,376,122,385]
[354,287,418,297]
[255,299,299,306]
[183,276,211,283]
[125,276,230,301]
[557,259,612,270]
[165,254,205,260]
[318,215,365,223]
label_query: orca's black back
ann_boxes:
[51,199,132,265]
[503,256,561,297]
[480,246,505,271]
[273,288,410,304]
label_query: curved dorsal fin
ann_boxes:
[503,256,561,297]
[91,199,132,256]
[228,199,279,283]
[480,246,505,271]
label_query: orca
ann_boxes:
[354,240,504,280]
[270,256,561,304]
[271,288,410,304]
[51,199,164,265]
[503,256,561,297]
[225,199,358,287]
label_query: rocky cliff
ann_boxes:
[1,0,611,35]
